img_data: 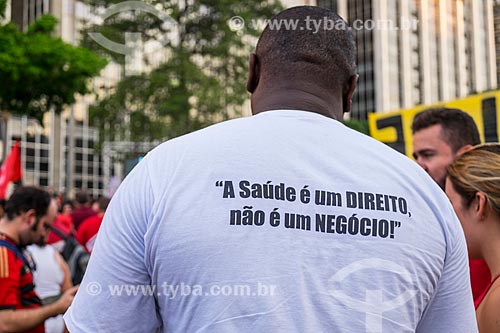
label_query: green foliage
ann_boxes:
[343,118,370,135]
[83,0,283,143]
[0,0,6,19]
[0,15,107,123]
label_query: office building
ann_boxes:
[317,0,497,119]
[5,0,121,197]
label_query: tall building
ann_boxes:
[4,0,120,197]
[10,0,50,31]
[317,0,497,120]
[494,0,500,85]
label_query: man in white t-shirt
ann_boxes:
[65,6,477,332]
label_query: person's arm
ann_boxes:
[416,206,478,332]
[0,286,77,333]
[55,250,73,292]
[478,289,500,332]
[64,157,160,332]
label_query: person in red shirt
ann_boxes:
[412,108,491,301]
[76,196,110,253]
[0,187,77,333]
[70,191,96,231]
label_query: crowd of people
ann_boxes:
[1,5,500,333]
[0,189,109,333]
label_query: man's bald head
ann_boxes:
[255,6,356,91]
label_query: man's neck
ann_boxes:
[251,84,343,120]
[0,222,19,244]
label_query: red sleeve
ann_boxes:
[76,223,87,247]
[0,247,21,310]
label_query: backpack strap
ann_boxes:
[0,239,30,268]
[50,225,70,241]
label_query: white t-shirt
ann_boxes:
[65,110,477,333]
[28,244,66,333]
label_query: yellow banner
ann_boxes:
[368,91,500,157]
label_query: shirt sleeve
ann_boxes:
[64,157,161,332]
[0,248,20,310]
[416,207,478,333]
[75,225,86,247]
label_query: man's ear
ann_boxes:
[246,53,260,93]
[456,144,474,156]
[22,209,36,227]
[343,74,358,114]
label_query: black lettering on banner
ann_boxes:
[375,115,405,155]
[482,97,499,142]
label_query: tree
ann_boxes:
[0,0,5,20]
[0,15,107,124]
[82,0,283,144]
[343,118,370,136]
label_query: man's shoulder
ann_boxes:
[81,214,102,226]
[0,241,23,279]
[77,216,102,241]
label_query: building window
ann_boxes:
[27,148,35,157]
[317,0,337,12]
[26,161,35,170]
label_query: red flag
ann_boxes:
[0,141,22,199]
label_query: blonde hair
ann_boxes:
[446,143,500,216]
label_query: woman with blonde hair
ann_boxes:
[446,143,500,332]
